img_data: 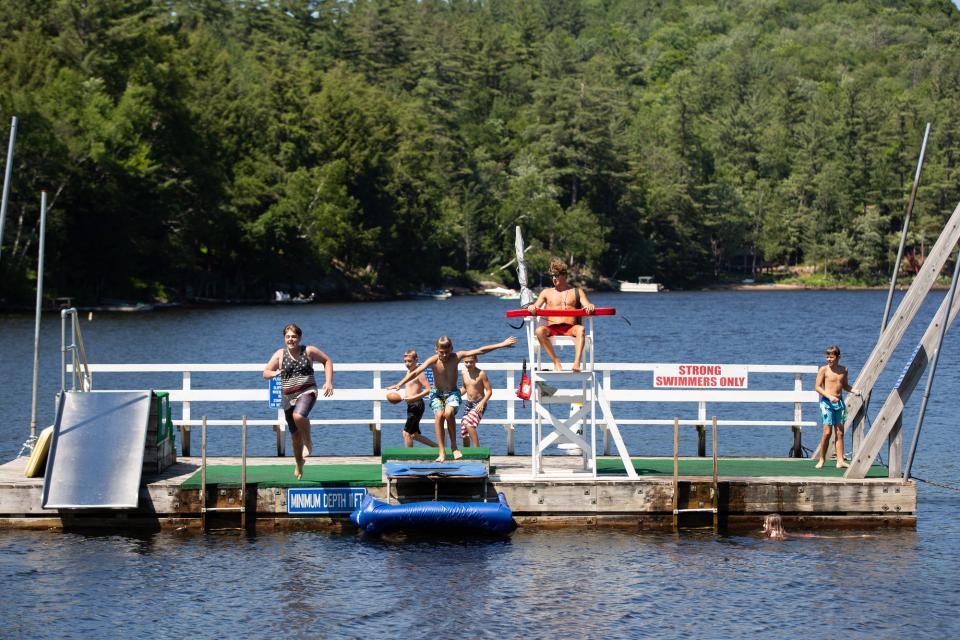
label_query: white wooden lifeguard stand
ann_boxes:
[507,307,637,479]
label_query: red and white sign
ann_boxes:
[653,364,748,389]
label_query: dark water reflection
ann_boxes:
[0,526,950,639]
[2,292,960,637]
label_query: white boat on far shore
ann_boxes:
[483,286,516,296]
[619,276,662,293]
[412,289,452,300]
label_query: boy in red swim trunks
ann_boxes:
[526,258,595,371]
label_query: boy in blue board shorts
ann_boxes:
[390,335,516,462]
[814,345,860,469]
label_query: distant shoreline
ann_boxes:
[0,281,943,313]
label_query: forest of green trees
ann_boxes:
[1,0,960,304]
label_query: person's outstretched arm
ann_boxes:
[390,356,435,390]
[461,336,518,358]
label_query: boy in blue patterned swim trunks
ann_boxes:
[814,345,860,469]
[390,334,517,462]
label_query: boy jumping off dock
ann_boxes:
[460,354,493,448]
[400,349,437,448]
[814,345,860,469]
[390,335,516,462]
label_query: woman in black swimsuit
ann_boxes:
[263,324,334,478]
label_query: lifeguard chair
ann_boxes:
[506,307,636,479]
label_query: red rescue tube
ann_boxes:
[505,307,616,318]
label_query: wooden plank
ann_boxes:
[727,481,915,513]
[846,284,960,477]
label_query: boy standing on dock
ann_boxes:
[390,335,516,462]
[814,345,860,469]
[460,354,493,448]
[400,349,437,448]
[527,258,595,371]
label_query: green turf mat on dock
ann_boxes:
[180,463,383,489]
[596,458,889,478]
[381,447,490,463]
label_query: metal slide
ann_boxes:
[42,390,152,509]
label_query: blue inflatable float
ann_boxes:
[350,492,514,535]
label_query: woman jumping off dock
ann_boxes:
[263,323,334,478]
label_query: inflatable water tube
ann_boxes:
[24,425,54,478]
[350,493,514,535]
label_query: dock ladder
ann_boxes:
[200,416,247,531]
[673,416,719,531]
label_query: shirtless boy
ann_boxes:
[460,354,492,447]
[814,345,860,469]
[526,258,595,371]
[400,349,437,448]
[391,335,516,461]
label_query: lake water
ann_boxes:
[1,291,959,638]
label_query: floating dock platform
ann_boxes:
[0,453,915,532]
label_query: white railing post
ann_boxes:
[181,370,191,456]
[276,407,286,456]
[792,373,804,457]
[506,367,516,455]
[697,400,707,456]
[603,369,612,455]
[371,369,382,455]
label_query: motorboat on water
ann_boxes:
[619,276,662,293]
[412,289,453,300]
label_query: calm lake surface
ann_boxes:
[1,291,959,638]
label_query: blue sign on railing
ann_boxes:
[287,488,367,514]
[268,376,282,409]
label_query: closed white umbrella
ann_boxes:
[515,226,534,306]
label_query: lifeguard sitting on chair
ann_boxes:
[526,258,595,372]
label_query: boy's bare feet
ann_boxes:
[572,362,582,372]
[294,461,304,479]
[814,460,824,469]
[552,360,563,372]
[836,461,849,468]
[453,449,463,460]
[301,431,312,457]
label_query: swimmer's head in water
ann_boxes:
[763,514,786,539]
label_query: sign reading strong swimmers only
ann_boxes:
[653,364,748,389]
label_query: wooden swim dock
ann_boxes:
[0,452,915,531]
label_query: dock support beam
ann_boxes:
[846,245,960,478]
[814,200,960,462]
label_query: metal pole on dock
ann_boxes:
[881,122,931,334]
[29,191,48,439]
[0,116,17,261]
[903,246,960,480]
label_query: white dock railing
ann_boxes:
[71,362,819,457]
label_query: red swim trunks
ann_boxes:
[546,323,576,337]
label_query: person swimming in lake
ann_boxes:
[762,513,873,540]
[390,334,516,462]
[262,323,333,479]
